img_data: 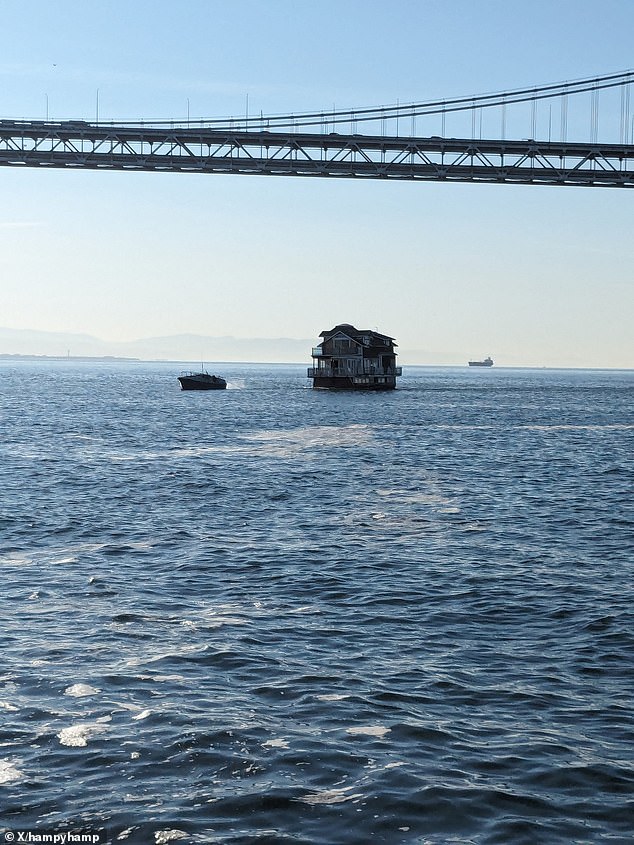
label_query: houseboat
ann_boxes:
[308,324,401,390]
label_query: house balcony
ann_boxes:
[308,366,402,378]
[330,344,362,355]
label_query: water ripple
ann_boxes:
[1,362,632,843]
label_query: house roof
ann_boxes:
[318,324,397,346]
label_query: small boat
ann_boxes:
[178,371,227,390]
[468,357,494,368]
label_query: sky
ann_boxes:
[0,0,632,368]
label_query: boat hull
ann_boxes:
[312,375,396,390]
[178,374,227,390]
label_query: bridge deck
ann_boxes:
[1,120,633,187]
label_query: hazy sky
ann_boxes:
[1,0,632,367]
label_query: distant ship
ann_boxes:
[178,371,227,390]
[468,356,494,368]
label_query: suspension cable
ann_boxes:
[110,69,634,129]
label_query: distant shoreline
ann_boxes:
[0,354,305,365]
[0,353,140,362]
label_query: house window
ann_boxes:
[332,339,358,354]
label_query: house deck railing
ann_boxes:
[308,366,402,378]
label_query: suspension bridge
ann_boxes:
[1,71,633,188]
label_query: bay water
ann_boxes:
[1,361,633,843]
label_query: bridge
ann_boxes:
[1,71,633,188]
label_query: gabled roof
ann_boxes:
[318,324,397,347]
[319,323,358,339]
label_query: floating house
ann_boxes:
[308,324,402,389]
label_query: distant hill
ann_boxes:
[0,327,312,363]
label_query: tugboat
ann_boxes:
[468,356,494,368]
[178,371,227,390]
[308,324,401,389]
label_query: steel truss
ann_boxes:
[0,121,633,187]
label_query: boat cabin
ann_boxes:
[308,323,401,389]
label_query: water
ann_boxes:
[1,360,633,844]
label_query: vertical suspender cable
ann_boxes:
[620,82,630,144]
[560,93,568,142]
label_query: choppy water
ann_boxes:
[1,361,633,844]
